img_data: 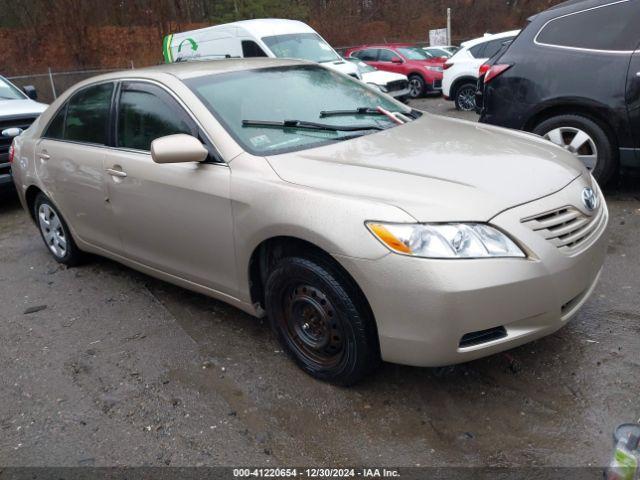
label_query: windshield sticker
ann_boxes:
[249,134,271,147]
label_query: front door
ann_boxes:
[626,47,640,163]
[103,81,237,295]
[35,82,120,251]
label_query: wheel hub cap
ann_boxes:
[38,204,67,258]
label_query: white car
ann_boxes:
[442,30,520,111]
[163,19,361,79]
[345,59,410,101]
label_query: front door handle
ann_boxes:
[105,168,127,178]
[39,153,50,160]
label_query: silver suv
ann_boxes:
[0,76,47,194]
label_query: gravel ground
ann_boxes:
[1,96,639,468]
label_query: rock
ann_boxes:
[23,305,47,315]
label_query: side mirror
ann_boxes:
[391,57,403,64]
[2,127,23,138]
[150,134,209,164]
[23,85,38,101]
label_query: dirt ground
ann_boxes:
[1,96,639,469]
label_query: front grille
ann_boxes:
[0,116,37,162]
[387,79,408,92]
[522,204,605,253]
[459,326,507,348]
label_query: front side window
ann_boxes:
[0,77,25,100]
[536,1,640,51]
[185,65,411,156]
[242,40,268,58]
[397,47,430,60]
[378,49,398,62]
[117,83,194,151]
[65,83,114,145]
[262,33,340,63]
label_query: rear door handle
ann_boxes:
[39,153,50,160]
[105,168,127,178]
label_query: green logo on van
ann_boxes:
[178,38,198,53]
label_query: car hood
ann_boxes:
[362,70,407,85]
[0,99,48,117]
[265,114,585,222]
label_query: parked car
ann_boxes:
[345,44,445,98]
[163,18,360,79]
[442,30,520,111]
[477,0,640,186]
[9,59,607,385]
[422,46,457,59]
[344,58,410,101]
[0,76,47,195]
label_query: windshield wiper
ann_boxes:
[242,119,384,132]
[319,107,386,118]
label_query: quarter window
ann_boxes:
[43,104,67,140]
[536,1,640,51]
[468,43,486,59]
[65,83,114,145]
[117,83,195,151]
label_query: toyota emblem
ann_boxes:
[581,187,598,212]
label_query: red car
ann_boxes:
[344,43,445,98]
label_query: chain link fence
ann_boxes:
[7,63,136,104]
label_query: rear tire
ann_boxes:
[454,81,477,111]
[265,256,380,386]
[34,193,84,266]
[533,114,617,186]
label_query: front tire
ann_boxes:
[454,82,477,111]
[34,193,84,266]
[407,75,425,98]
[533,114,617,186]
[265,256,380,386]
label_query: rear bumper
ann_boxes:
[336,176,608,368]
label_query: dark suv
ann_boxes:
[477,0,640,185]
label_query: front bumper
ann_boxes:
[337,176,609,367]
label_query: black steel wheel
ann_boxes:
[265,256,380,385]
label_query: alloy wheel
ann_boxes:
[543,127,598,170]
[408,78,422,98]
[457,85,476,111]
[38,204,67,258]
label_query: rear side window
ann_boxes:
[65,83,113,145]
[352,49,378,61]
[468,43,486,58]
[117,82,195,151]
[242,40,267,58]
[536,1,640,51]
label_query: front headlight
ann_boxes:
[426,66,443,72]
[366,222,526,259]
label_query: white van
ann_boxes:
[163,19,360,79]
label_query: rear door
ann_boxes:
[103,81,237,294]
[35,82,120,250]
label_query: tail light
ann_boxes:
[8,142,15,163]
[479,64,490,76]
[483,64,512,84]
[443,63,454,70]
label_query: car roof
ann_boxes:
[182,18,316,38]
[349,43,416,50]
[82,58,310,84]
[460,30,521,48]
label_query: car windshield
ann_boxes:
[397,47,430,60]
[262,33,341,63]
[425,48,451,58]
[185,65,411,155]
[0,77,25,100]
